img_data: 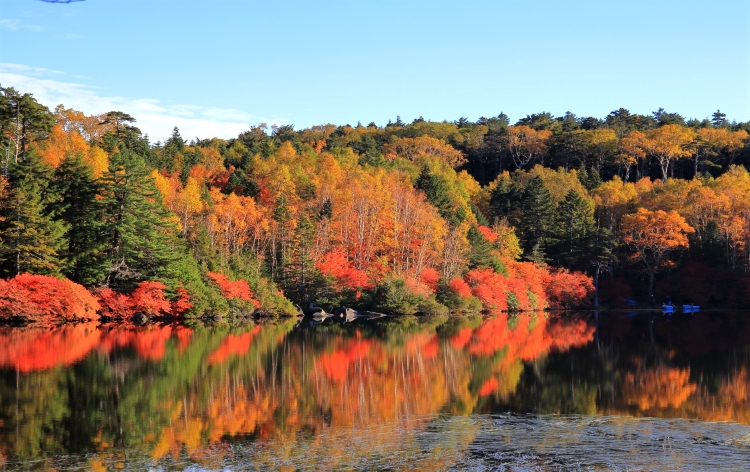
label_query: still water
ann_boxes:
[0,311,749,470]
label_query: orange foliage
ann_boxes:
[96,281,191,318]
[622,366,697,411]
[0,273,100,324]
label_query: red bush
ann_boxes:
[420,267,440,293]
[448,277,473,299]
[0,274,99,324]
[545,269,594,309]
[96,281,187,318]
[465,268,508,313]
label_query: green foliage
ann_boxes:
[0,150,67,277]
[370,277,447,316]
[517,176,555,258]
[101,150,181,290]
[52,154,109,286]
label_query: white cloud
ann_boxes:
[0,63,288,141]
[0,19,44,32]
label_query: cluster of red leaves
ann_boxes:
[465,268,508,312]
[207,325,262,365]
[448,277,473,299]
[545,269,594,309]
[420,267,440,293]
[206,272,261,308]
[477,225,498,244]
[316,249,372,291]
[96,281,193,318]
[0,273,99,324]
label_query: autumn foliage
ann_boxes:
[206,272,261,308]
[0,273,99,324]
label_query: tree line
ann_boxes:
[1,84,748,320]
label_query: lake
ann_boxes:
[0,310,749,470]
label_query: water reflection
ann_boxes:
[0,311,749,469]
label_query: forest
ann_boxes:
[1,84,749,323]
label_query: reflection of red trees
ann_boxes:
[317,338,373,382]
[0,273,99,324]
[207,326,262,365]
[406,332,439,359]
[546,316,596,351]
[479,377,499,397]
[622,365,697,411]
[0,323,101,372]
[99,325,193,361]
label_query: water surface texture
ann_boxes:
[1,311,749,470]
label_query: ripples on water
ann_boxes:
[1,311,750,470]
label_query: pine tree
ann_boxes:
[548,190,595,269]
[518,175,555,258]
[0,150,67,276]
[415,165,463,226]
[52,154,109,286]
[101,150,181,289]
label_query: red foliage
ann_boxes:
[96,281,179,318]
[95,288,135,318]
[477,225,498,244]
[207,326,262,365]
[545,269,594,309]
[0,273,99,324]
[206,272,259,307]
[420,267,440,293]
[131,281,172,315]
[405,277,434,298]
[448,277,473,299]
[450,326,473,349]
[171,287,194,315]
[316,249,372,291]
[465,268,508,313]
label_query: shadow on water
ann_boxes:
[0,310,749,469]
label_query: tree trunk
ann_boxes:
[593,266,600,307]
[648,270,655,303]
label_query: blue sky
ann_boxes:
[1,0,748,141]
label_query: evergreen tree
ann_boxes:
[517,176,555,258]
[415,165,463,226]
[548,190,595,269]
[101,150,181,289]
[0,150,67,276]
[270,195,292,283]
[52,154,109,286]
[284,214,321,303]
[466,225,505,273]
